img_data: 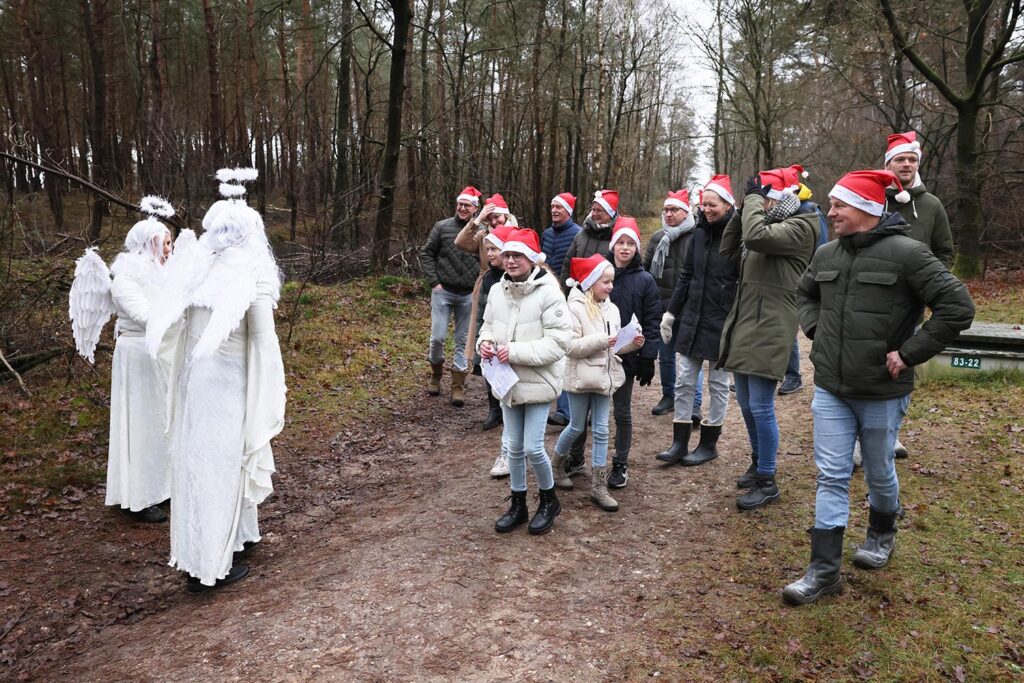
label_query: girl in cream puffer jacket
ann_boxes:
[551,254,640,512]
[478,228,571,536]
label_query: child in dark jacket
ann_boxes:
[604,218,662,489]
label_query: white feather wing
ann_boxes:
[68,248,114,363]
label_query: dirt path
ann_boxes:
[3,344,822,681]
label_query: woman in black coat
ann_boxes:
[604,219,662,489]
[656,180,739,467]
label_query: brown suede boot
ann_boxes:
[450,370,467,407]
[427,363,444,395]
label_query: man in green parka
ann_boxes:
[782,170,974,605]
[718,167,821,510]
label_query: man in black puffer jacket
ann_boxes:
[605,219,662,489]
[782,170,974,607]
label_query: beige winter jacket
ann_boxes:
[562,286,638,395]
[477,267,571,406]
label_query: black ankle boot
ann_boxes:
[482,387,503,431]
[495,490,529,533]
[852,507,898,569]
[782,527,845,605]
[655,421,692,464]
[528,487,561,535]
[681,424,721,466]
[736,453,758,488]
[652,395,674,415]
[737,473,781,509]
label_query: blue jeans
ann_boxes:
[660,337,703,410]
[554,391,570,419]
[555,392,611,467]
[733,373,779,475]
[428,287,472,372]
[812,387,905,528]
[502,402,554,492]
[785,337,801,381]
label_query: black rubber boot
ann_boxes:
[482,384,503,431]
[528,487,561,535]
[494,490,529,533]
[737,473,781,509]
[681,424,721,466]
[782,527,845,606]
[655,421,693,464]
[736,453,759,488]
[691,412,702,432]
[852,507,898,569]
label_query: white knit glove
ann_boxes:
[660,312,675,345]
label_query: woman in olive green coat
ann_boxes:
[718,168,821,510]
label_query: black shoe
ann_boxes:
[852,507,898,569]
[528,487,561,535]
[566,452,587,477]
[681,424,721,466]
[482,391,503,431]
[233,541,258,562]
[778,376,803,395]
[737,474,780,509]
[607,461,629,489]
[736,455,758,488]
[893,439,909,459]
[124,505,167,523]
[655,421,692,464]
[651,395,674,416]
[547,413,569,427]
[495,490,529,533]
[186,565,249,593]
[782,527,845,606]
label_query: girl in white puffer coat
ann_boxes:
[478,228,571,536]
[551,254,642,512]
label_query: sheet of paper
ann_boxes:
[613,314,642,353]
[481,355,519,400]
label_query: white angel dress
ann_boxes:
[148,199,285,586]
[69,214,176,514]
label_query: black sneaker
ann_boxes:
[778,376,803,395]
[123,505,167,523]
[651,395,674,416]
[608,462,629,489]
[186,565,249,593]
[547,413,569,427]
[737,475,780,509]
[566,453,587,477]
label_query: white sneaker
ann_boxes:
[489,453,510,478]
[852,441,862,468]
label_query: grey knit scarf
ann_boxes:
[649,213,695,279]
[764,193,801,224]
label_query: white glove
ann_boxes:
[660,312,675,345]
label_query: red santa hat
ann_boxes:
[592,189,620,217]
[551,192,577,214]
[610,216,642,251]
[485,193,509,215]
[501,228,546,264]
[885,131,922,165]
[484,223,516,249]
[758,165,807,200]
[664,189,690,212]
[829,170,910,216]
[456,186,483,206]
[566,253,614,291]
[703,175,735,206]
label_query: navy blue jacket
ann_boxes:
[541,220,582,277]
[606,252,662,376]
[666,209,738,361]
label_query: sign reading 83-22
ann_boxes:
[950,355,981,369]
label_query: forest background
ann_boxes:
[1,0,1023,371]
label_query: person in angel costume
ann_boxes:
[146,168,286,593]
[69,196,179,523]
